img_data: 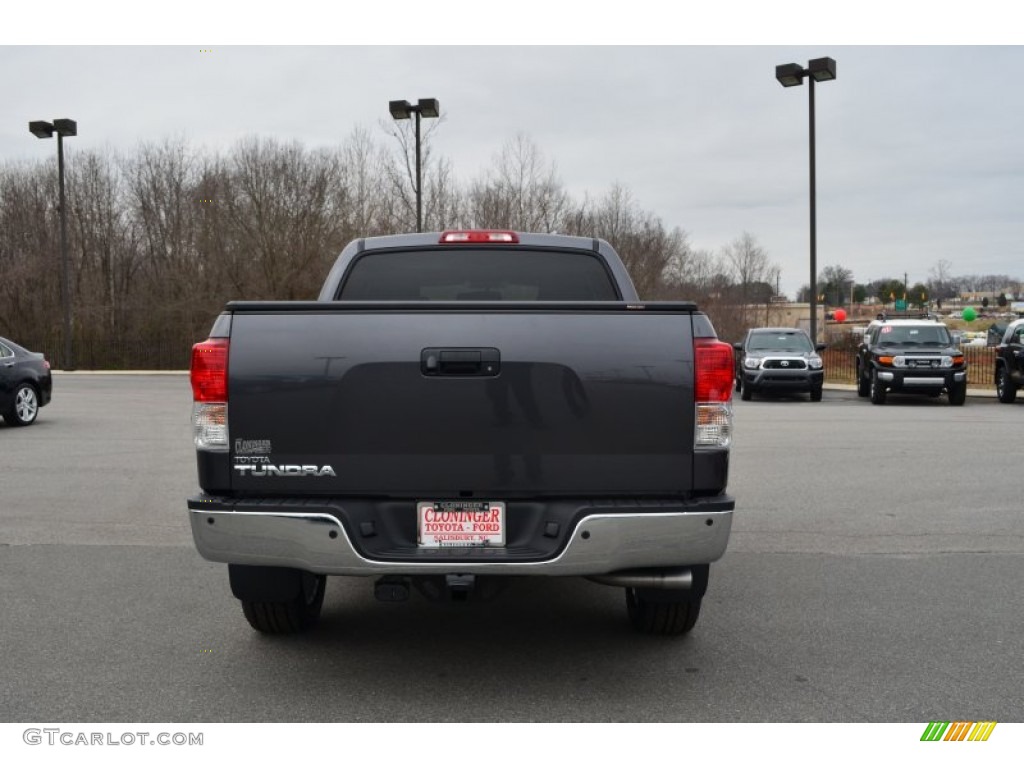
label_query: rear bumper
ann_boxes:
[187,495,734,576]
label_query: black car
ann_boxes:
[0,336,53,426]
[733,327,826,402]
[855,320,966,405]
[995,318,1024,403]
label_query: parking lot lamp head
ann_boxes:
[417,98,440,118]
[775,63,805,87]
[389,100,413,120]
[808,57,837,82]
[29,120,55,138]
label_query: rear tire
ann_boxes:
[996,366,1017,403]
[240,572,326,634]
[870,370,887,405]
[948,382,967,406]
[2,383,39,426]
[626,589,701,636]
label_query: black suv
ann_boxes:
[855,320,966,405]
[733,328,825,402]
[995,318,1024,403]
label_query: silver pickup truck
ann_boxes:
[187,230,736,636]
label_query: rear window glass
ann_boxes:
[338,248,619,301]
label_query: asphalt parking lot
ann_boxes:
[1,375,1021,722]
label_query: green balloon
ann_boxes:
[963,307,977,322]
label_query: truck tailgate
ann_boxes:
[226,304,698,497]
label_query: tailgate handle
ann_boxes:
[422,347,500,377]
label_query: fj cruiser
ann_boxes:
[856,319,967,405]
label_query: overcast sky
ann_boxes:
[3,11,1022,299]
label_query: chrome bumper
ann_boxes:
[877,371,966,386]
[188,502,733,576]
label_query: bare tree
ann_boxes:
[67,150,138,342]
[467,134,569,231]
[381,114,445,231]
[221,137,347,300]
[723,232,775,328]
[928,258,956,300]
[0,161,60,341]
[338,126,389,237]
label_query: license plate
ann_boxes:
[417,501,505,547]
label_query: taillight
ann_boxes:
[695,339,734,403]
[191,338,228,402]
[191,338,229,452]
[695,338,733,449]
[439,230,519,244]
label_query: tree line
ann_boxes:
[1,130,785,367]
[799,259,1021,310]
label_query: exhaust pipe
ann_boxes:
[587,567,693,591]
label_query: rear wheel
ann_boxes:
[625,565,708,636]
[2,383,39,426]
[948,382,967,406]
[870,371,887,405]
[240,572,326,634]
[996,366,1017,403]
[626,589,702,636]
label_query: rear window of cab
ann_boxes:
[338,248,620,301]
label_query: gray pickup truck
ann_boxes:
[188,230,736,636]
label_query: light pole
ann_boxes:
[29,118,77,370]
[388,98,440,233]
[775,57,836,344]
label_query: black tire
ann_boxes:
[948,382,966,406]
[869,370,887,405]
[740,384,752,401]
[810,385,823,402]
[996,366,1017,404]
[240,572,326,634]
[626,588,702,636]
[856,363,870,397]
[735,376,742,393]
[2,383,39,426]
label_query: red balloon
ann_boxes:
[834,309,847,323]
